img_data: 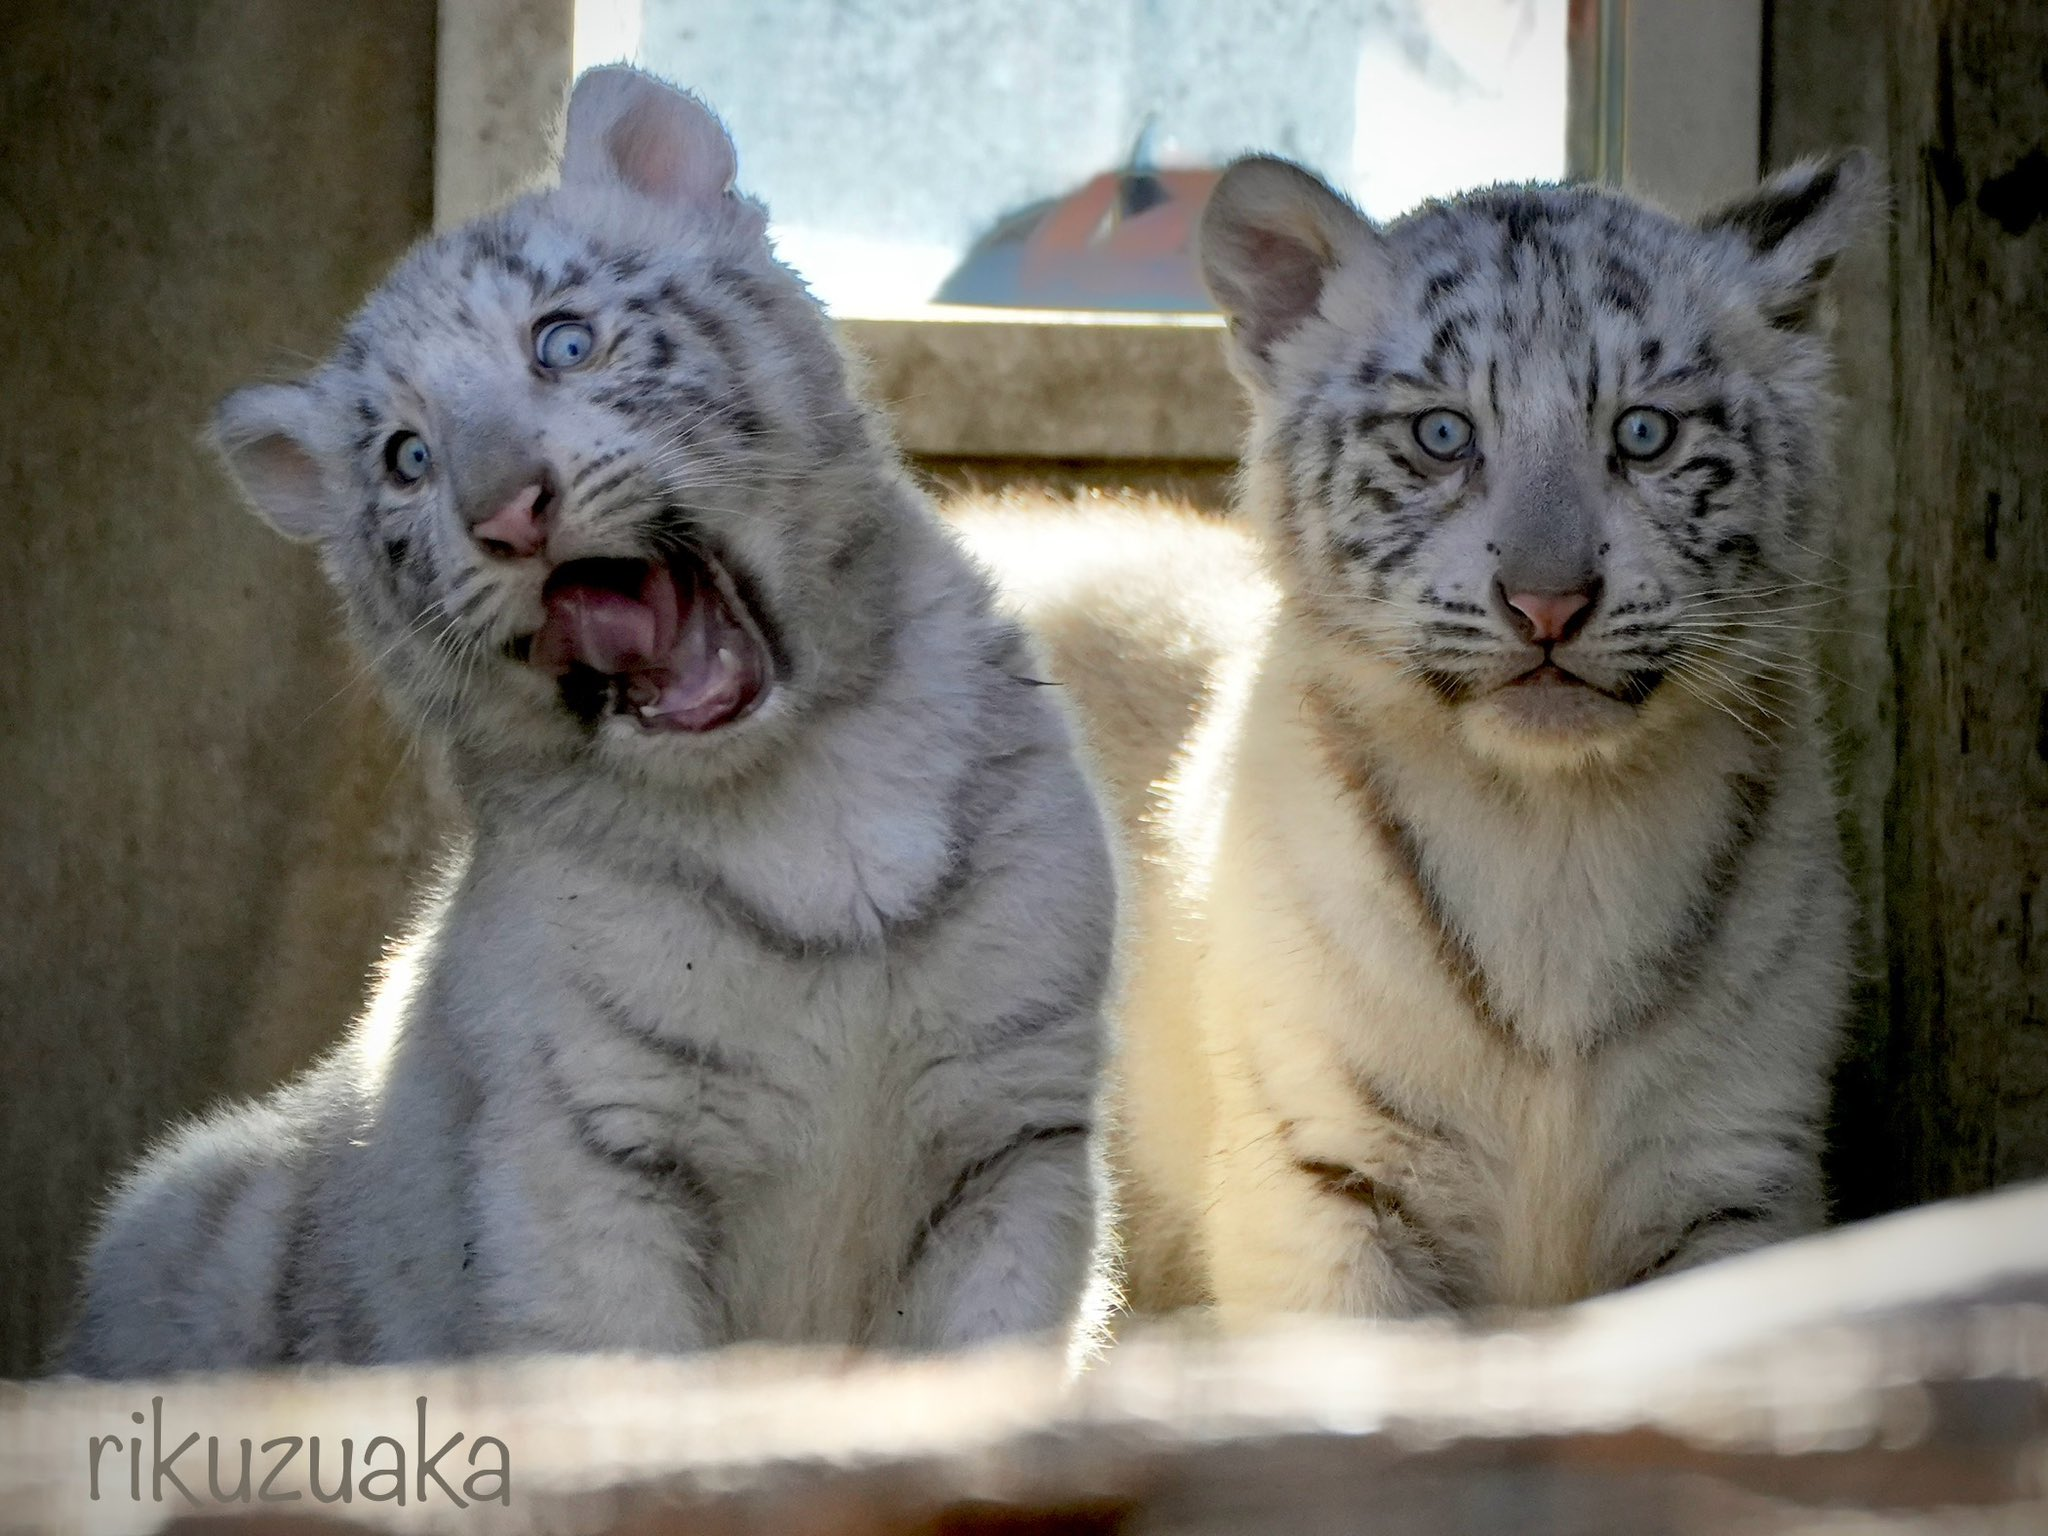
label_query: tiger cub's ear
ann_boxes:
[210,380,333,544]
[561,65,739,211]
[1701,150,1883,333]
[1199,155,1385,382]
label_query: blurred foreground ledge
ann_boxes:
[6,1181,2048,1535]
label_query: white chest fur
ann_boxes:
[1163,638,1848,1312]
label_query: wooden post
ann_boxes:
[1881,2,2048,1203]
[1776,4,2048,1215]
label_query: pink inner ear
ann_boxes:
[1244,227,1327,319]
[1213,223,1330,359]
[226,427,329,540]
[604,96,735,206]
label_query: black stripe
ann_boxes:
[1346,1070,1452,1145]
[570,448,627,491]
[1349,473,1397,516]
[914,959,1112,1084]
[1631,1204,1776,1283]
[1422,265,1471,311]
[1386,452,1430,485]
[328,1271,377,1363]
[1689,398,1732,432]
[1305,690,1519,1050]
[873,734,1044,943]
[1676,454,1738,496]
[663,281,742,376]
[1597,256,1650,317]
[271,1187,318,1364]
[1279,1134,1451,1288]
[1423,314,1471,380]
[660,744,992,960]
[902,1125,1090,1276]
[535,1032,731,1211]
[1294,1158,1416,1226]
[1706,162,1841,254]
[711,263,781,321]
[193,1161,251,1242]
[1366,521,1430,577]
[566,1102,721,1208]
[1314,408,1346,513]
[578,459,639,511]
[1590,757,1784,1046]
[569,973,782,1091]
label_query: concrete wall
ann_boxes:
[0,1,439,1375]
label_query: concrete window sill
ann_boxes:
[840,310,1243,464]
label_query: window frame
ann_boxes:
[1569,0,1766,212]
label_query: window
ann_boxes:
[442,0,1762,461]
[613,1,1568,319]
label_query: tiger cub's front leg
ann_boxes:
[1200,1048,1457,1319]
[886,1124,1104,1350]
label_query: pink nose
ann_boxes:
[472,480,551,559]
[1506,590,1592,644]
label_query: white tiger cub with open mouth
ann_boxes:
[64,67,1116,1375]
[961,152,1874,1317]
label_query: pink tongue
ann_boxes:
[532,565,680,677]
[529,560,765,732]
[638,575,765,730]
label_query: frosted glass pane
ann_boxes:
[613,0,1568,317]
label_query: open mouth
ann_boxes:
[523,547,773,732]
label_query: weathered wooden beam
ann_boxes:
[8,1181,2048,1533]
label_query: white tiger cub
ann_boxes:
[63,67,1117,1375]
[961,153,1875,1317]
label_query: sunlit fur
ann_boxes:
[64,68,1116,1375]
[961,154,1875,1317]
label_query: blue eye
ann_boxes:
[384,431,431,484]
[1412,408,1476,461]
[534,318,595,371]
[1614,406,1677,460]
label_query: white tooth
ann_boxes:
[715,646,733,667]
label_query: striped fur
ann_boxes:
[960,154,1874,1317]
[64,68,1116,1375]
